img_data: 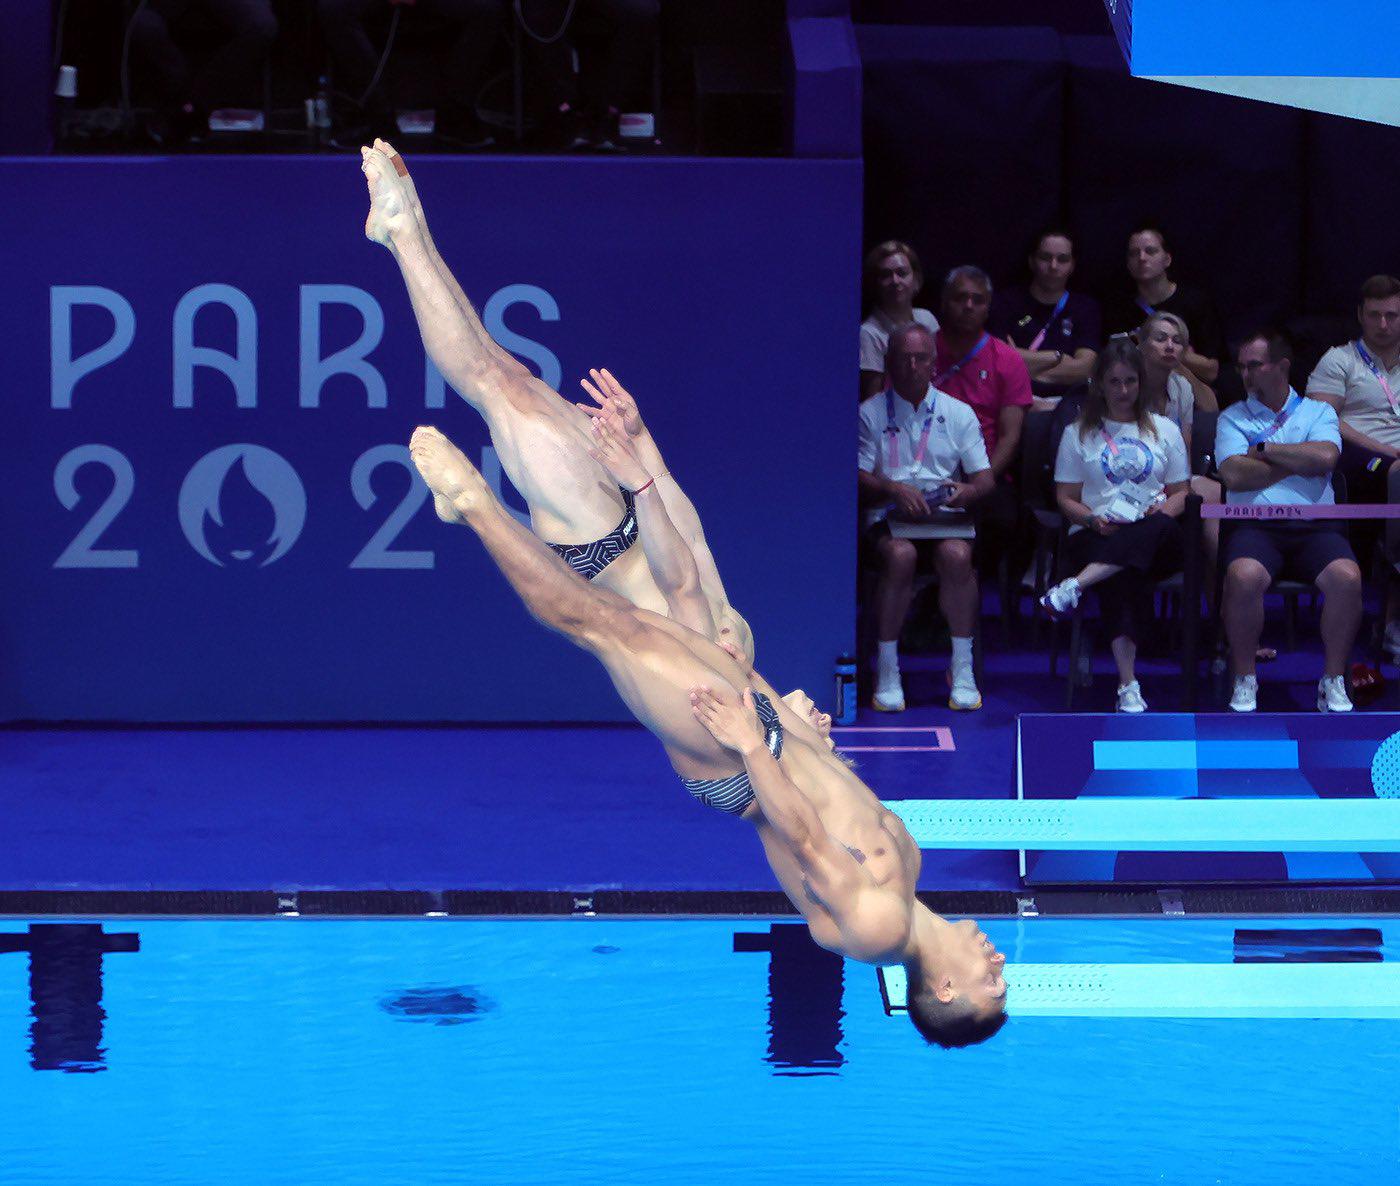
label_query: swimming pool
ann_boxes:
[2,917,1395,1185]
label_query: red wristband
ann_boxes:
[634,477,656,495]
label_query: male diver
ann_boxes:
[362,144,1007,1047]
[408,423,1006,1048]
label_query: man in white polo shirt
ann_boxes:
[1218,329,1362,713]
[1306,274,1400,657]
[859,323,995,713]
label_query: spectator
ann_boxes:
[1039,340,1189,713]
[1104,223,1225,388]
[934,266,1034,574]
[1141,310,1239,651]
[1305,274,1400,659]
[319,0,504,148]
[1138,312,1218,452]
[989,227,1100,411]
[518,0,660,150]
[860,241,939,400]
[1217,330,1361,713]
[129,0,278,146]
[858,324,995,713]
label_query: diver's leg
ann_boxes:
[363,147,619,540]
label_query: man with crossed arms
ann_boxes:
[1218,329,1361,714]
[361,143,1009,1046]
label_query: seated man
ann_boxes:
[1103,223,1225,389]
[988,227,1100,412]
[1305,274,1400,659]
[519,0,659,150]
[1217,330,1362,713]
[319,0,505,148]
[858,323,994,712]
[934,266,1034,589]
[409,423,1008,1047]
[129,0,278,146]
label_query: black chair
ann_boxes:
[510,4,664,145]
[854,520,986,697]
[1189,408,1218,479]
[1020,398,1082,645]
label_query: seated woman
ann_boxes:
[989,226,1101,413]
[1138,311,1218,453]
[1104,223,1225,389]
[1038,339,1191,713]
[859,240,940,400]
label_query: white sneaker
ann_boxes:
[1317,675,1353,713]
[948,668,982,711]
[1229,674,1258,713]
[873,666,905,713]
[1116,680,1148,713]
[1039,577,1081,619]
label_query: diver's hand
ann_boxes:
[587,416,652,492]
[578,367,645,437]
[690,685,765,757]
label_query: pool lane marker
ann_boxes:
[879,962,1400,1018]
[880,798,1400,851]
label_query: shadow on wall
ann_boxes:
[859,22,1400,339]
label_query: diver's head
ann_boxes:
[907,917,1008,1048]
[781,688,834,750]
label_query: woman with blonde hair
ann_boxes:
[1137,311,1217,453]
[1040,339,1190,712]
[859,239,939,399]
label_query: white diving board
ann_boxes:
[879,962,1400,1019]
[881,798,1400,851]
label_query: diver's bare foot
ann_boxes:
[375,136,434,243]
[360,146,411,247]
[366,140,420,212]
[409,426,490,523]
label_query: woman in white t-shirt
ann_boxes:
[1039,339,1190,712]
[859,239,940,400]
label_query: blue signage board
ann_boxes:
[1119,1,1400,79]
[2,156,861,721]
[1019,713,1400,883]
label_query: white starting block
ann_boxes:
[881,798,1400,851]
[879,961,1400,1018]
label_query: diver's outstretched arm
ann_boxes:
[587,416,716,639]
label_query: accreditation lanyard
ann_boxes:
[1246,393,1300,448]
[885,390,940,472]
[933,333,990,387]
[1355,340,1400,416]
[1027,292,1070,351]
[1099,426,1123,458]
[1135,297,1158,318]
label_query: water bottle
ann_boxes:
[313,76,332,142]
[834,653,857,726]
[54,65,77,147]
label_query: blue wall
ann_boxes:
[2,155,861,722]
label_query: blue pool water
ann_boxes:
[2,917,1396,1185]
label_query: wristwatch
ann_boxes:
[1253,439,1267,456]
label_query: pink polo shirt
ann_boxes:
[933,331,1033,460]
